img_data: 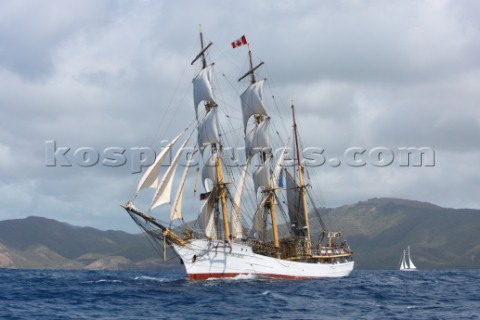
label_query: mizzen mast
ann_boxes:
[292,104,312,245]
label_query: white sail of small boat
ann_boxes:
[122,28,354,280]
[399,246,418,271]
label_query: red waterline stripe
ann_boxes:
[187,273,321,281]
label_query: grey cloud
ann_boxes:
[0,0,479,231]
[0,1,114,80]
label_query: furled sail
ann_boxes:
[193,65,216,118]
[198,197,217,239]
[121,30,356,280]
[285,170,307,237]
[150,131,193,210]
[198,107,220,152]
[136,131,184,193]
[245,117,271,157]
[240,79,267,133]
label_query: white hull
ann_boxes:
[172,239,354,280]
[400,268,417,272]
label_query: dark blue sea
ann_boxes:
[0,269,478,320]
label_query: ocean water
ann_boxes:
[0,269,478,320]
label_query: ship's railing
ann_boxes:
[247,237,353,260]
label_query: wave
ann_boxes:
[134,275,170,282]
[82,279,123,284]
[206,273,258,281]
[232,273,258,280]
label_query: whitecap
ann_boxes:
[134,275,168,282]
[232,273,257,280]
[95,279,122,283]
[206,273,258,281]
[82,279,123,284]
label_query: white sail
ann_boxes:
[150,131,193,210]
[231,160,250,239]
[400,251,407,270]
[193,65,216,118]
[198,197,217,238]
[123,31,356,281]
[272,145,287,188]
[136,131,184,193]
[407,246,417,269]
[253,157,272,194]
[252,196,268,240]
[400,247,418,271]
[240,79,268,133]
[198,107,220,152]
[202,152,217,192]
[408,257,416,269]
[169,150,196,222]
[245,117,271,157]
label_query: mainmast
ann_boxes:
[238,41,279,253]
[238,45,265,84]
[292,105,311,244]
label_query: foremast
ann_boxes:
[192,27,232,242]
[216,156,231,241]
[191,26,212,71]
[123,27,232,249]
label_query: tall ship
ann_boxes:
[122,30,354,280]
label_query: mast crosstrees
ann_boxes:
[122,29,354,280]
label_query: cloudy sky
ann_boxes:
[1,0,479,232]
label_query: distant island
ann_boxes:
[0,198,479,270]
[0,216,176,270]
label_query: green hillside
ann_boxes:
[0,198,479,270]
[319,198,480,269]
[0,216,176,269]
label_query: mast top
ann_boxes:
[291,104,302,169]
[238,44,264,83]
[191,28,212,68]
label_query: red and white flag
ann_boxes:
[231,35,247,48]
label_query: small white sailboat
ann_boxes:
[399,246,417,271]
